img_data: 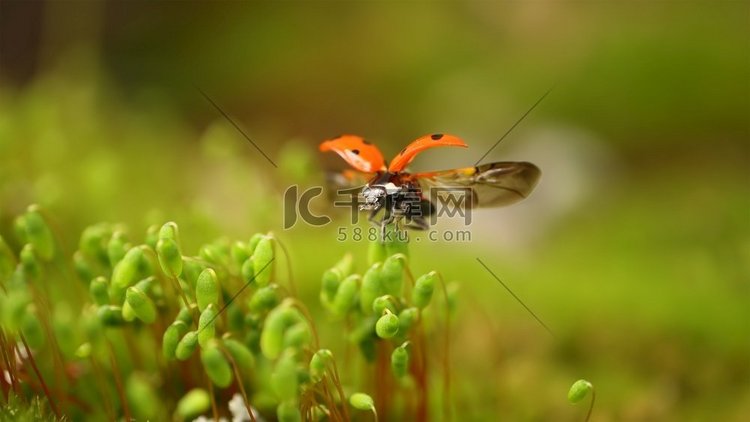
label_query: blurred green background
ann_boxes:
[1,1,748,420]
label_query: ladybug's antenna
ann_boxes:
[474,86,553,166]
[196,86,278,168]
[476,258,555,338]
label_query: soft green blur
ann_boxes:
[1,2,748,420]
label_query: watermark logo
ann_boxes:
[428,187,473,226]
[283,184,475,242]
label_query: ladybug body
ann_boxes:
[320,133,540,238]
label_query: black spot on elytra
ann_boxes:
[351,149,360,155]
[431,133,444,140]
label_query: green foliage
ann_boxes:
[0,394,60,422]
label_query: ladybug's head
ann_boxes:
[360,185,386,211]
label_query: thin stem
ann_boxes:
[436,273,452,422]
[143,247,196,325]
[0,330,20,397]
[107,341,132,422]
[220,345,256,422]
[328,359,350,421]
[288,299,320,349]
[269,235,297,297]
[585,388,596,422]
[207,375,220,422]
[19,334,60,419]
[320,381,342,422]
[27,282,70,396]
[89,356,116,422]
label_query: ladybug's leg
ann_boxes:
[380,209,395,242]
[404,215,429,231]
[367,208,381,226]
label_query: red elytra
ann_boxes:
[320,133,468,174]
[388,133,467,172]
[319,135,385,173]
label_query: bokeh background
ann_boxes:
[1,1,748,420]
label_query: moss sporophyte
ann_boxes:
[0,205,586,421]
[0,206,466,421]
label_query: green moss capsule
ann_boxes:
[89,277,109,305]
[0,236,16,282]
[309,349,333,383]
[97,305,125,326]
[332,275,360,316]
[260,305,301,359]
[359,263,383,314]
[391,342,409,378]
[375,310,400,339]
[122,301,137,322]
[349,392,375,411]
[372,295,396,315]
[176,388,210,421]
[175,330,199,360]
[398,307,419,333]
[247,233,264,255]
[73,251,94,284]
[381,254,404,297]
[248,285,279,313]
[271,351,298,401]
[199,243,227,267]
[107,231,128,268]
[283,322,311,349]
[20,244,41,281]
[367,239,387,266]
[144,224,159,250]
[334,253,354,277]
[175,306,195,325]
[158,221,179,241]
[79,223,112,266]
[0,289,30,331]
[110,246,145,300]
[182,259,203,290]
[277,401,301,422]
[21,308,45,349]
[240,257,255,283]
[413,271,437,309]
[126,373,159,420]
[24,205,55,261]
[201,340,233,388]
[163,321,188,360]
[75,342,92,359]
[222,337,254,370]
[13,215,28,244]
[198,304,218,346]
[195,268,219,312]
[156,237,182,278]
[125,285,157,323]
[53,305,77,358]
[231,241,252,268]
[135,276,158,295]
[320,268,342,307]
[253,235,275,286]
[568,379,593,403]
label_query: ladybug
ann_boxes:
[320,133,540,238]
